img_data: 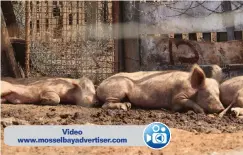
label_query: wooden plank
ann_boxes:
[1,12,23,78]
[25,1,30,77]
[1,1,19,37]
[182,33,189,40]
[211,32,217,42]
[196,33,203,41]
[168,33,174,38]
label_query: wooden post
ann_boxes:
[1,11,23,78]
[1,1,19,37]
[25,1,30,77]
[122,1,140,72]
[182,33,189,40]
[169,33,174,38]
[242,31,243,40]
[112,1,123,73]
[196,33,203,41]
[86,1,97,40]
[211,32,217,42]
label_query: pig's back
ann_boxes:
[127,71,190,109]
[220,76,243,106]
[108,70,186,81]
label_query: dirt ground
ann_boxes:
[1,104,243,155]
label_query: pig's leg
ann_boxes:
[98,82,132,111]
[238,116,243,119]
[101,96,132,111]
[1,97,7,103]
[219,90,243,118]
[40,91,60,105]
[231,108,243,118]
[102,102,132,111]
[235,89,243,107]
[172,98,204,113]
[2,93,23,104]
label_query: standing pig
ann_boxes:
[1,77,97,107]
[219,76,243,118]
[96,64,224,114]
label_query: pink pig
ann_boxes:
[96,64,224,114]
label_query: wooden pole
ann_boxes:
[1,11,23,78]
[122,1,140,72]
[25,1,30,77]
[112,1,122,73]
[1,1,19,37]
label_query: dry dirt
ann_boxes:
[1,104,243,155]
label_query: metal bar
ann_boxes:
[25,1,30,77]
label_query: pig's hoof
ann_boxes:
[238,116,243,119]
[41,99,59,106]
[101,104,109,109]
[120,102,131,111]
[231,108,243,118]
[194,108,204,114]
[124,102,132,109]
[231,109,240,117]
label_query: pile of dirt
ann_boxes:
[1,104,243,134]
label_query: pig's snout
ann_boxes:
[215,105,225,113]
[209,102,225,113]
[82,96,98,107]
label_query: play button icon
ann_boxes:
[146,134,151,142]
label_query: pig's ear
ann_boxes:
[190,64,206,89]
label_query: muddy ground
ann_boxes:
[1,104,243,155]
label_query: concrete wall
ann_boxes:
[139,1,243,34]
[141,38,243,69]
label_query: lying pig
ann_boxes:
[1,77,97,106]
[219,76,243,118]
[96,64,225,114]
[202,65,223,83]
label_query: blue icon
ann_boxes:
[143,122,171,149]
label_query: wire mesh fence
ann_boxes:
[24,1,115,84]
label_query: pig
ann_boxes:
[218,76,243,118]
[202,65,223,83]
[1,77,97,107]
[96,64,225,114]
